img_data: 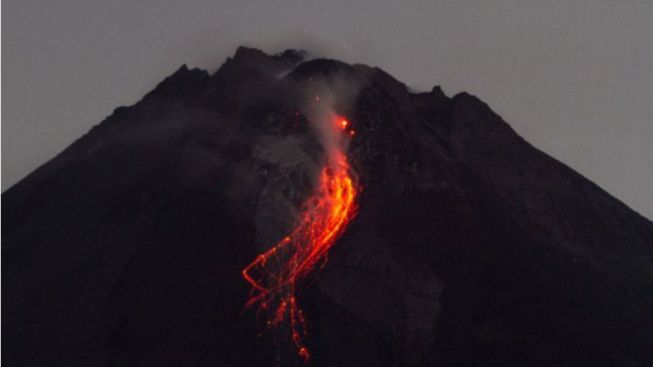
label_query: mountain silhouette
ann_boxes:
[3,47,652,367]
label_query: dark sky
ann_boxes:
[3,0,652,218]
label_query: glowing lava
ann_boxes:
[242,115,358,362]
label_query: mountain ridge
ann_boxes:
[3,46,652,367]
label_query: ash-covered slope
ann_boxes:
[3,47,652,367]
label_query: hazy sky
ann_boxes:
[3,0,652,218]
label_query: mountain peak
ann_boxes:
[3,46,652,367]
[143,63,209,101]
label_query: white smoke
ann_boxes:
[298,76,363,167]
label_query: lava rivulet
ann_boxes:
[242,115,358,362]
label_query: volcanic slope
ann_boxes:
[3,47,653,367]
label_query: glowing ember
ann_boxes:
[242,115,358,362]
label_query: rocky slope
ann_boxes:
[3,47,653,367]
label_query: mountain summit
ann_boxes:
[3,47,652,367]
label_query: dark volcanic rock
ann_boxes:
[3,47,653,367]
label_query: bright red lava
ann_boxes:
[242,116,358,363]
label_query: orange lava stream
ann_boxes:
[242,118,358,362]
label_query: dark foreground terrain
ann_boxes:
[3,47,653,366]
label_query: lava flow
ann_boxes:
[242,115,358,362]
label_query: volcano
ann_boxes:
[3,47,653,367]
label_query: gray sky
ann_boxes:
[3,0,652,218]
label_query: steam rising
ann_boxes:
[300,75,363,168]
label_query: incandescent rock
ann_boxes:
[3,47,653,367]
